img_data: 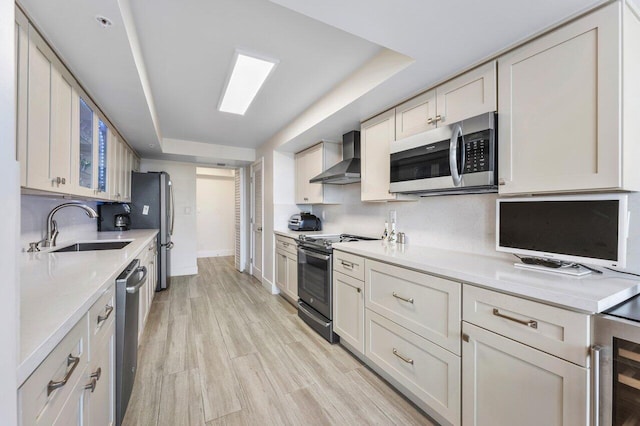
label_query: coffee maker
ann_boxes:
[98,203,131,232]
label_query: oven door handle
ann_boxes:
[449,122,464,187]
[298,302,330,327]
[299,248,331,261]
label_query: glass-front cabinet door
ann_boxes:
[78,97,95,191]
[98,118,108,194]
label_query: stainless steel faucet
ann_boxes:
[42,203,99,247]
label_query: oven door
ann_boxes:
[297,246,332,320]
[594,314,640,426]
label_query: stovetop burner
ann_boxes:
[298,233,377,253]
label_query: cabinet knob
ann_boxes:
[356,287,361,293]
[426,117,433,125]
[435,115,443,123]
[462,333,470,342]
[304,197,308,201]
[498,178,506,186]
[84,378,97,393]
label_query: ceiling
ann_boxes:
[18,0,604,165]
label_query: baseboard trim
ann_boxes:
[197,249,233,258]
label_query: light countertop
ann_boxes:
[19,229,158,385]
[274,229,339,239]
[333,240,640,314]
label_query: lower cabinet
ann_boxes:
[275,235,298,303]
[333,271,365,354]
[366,310,461,426]
[462,322,589,426]
[139,239,158,342]
[20,284,116,426]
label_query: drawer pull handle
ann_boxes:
[84,378,97,393]
[492,308,538,329]
[392,292,414,304]
[283,242,290,247]
[426,117,433,125]
[90,367,102,381]
[97,305,114,324]
[47,354,81,396]
[393,348,414,365]
[356,287,361,293]
[341,261,354,270]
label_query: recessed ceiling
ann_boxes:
[17,0,605,164]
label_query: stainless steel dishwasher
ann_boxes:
[115,259,147,426]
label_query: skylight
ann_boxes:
[218,52,278,116]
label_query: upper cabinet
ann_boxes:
[15,7,139,202]
[498,2,640,194]
[295,142,342,204]
[395,62,497,140]
[23,23,73,194]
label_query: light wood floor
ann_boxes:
[123,256,435,426]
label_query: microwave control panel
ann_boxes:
[463,132,491,173]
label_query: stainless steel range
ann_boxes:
[297,234,377,343]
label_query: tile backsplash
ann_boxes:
[21,195,98,250]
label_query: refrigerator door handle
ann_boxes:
[169,180,175,236]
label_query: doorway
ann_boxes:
[195,167,235,258]
[250,159,263,282]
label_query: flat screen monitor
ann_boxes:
[496,194,629,268]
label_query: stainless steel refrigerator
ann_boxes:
[130,171,174,290]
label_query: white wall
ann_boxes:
[1,0,18,421]
[196,169,235,258]
[141,159,198,276]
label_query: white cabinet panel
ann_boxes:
[395,90,437,139]
[295,142,342,204]
[16,8,29,187]
[462,322,588,426]
[333,271,364,354]
[498,3,625,194]
[365,259,461,355]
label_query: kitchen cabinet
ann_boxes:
[294,142,342,204]
[275,235,298,303]
[16,8,28,187]
[361,110,415,202]
[498,2,640,194]
[19,284,116,426]
[24,24,73,194]
[333,271,364,354]
[461,284,590,425]
[462,322,588,426]
[395,61,496,140]
[87,286,116,426]
[362,258,462,425]
[139,238,158,340]
[16,8,138,202]
[365,259,461,355]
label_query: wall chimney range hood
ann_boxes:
[310,131,361,184]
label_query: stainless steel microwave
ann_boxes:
[389,112,497,195]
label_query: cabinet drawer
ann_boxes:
[365,259,461,354]
[275,235,297,256]
[20,316,89,426]
[333,251,365,281]
[88,284,115,349]
[462,285,590,366]
[366,309,460,426]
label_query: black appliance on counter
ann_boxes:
[98,172,174,291]
[297,234,377,343]
[98,203,131,231]
[288,213,321,231]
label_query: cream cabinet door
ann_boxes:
[285,251,298,300]
[436,61,496,126]
[395,89,436,139]
[26,27,73,193]
[498,3,620,194]
[16,8,29,187]
[51,367,89,426]
[333,272,364,354]
[295,143,324,204]
[462,322,588,426]
[87,325,114,426]
[361,109,397,202]
[276,250,288,291]
[107,130,119,200]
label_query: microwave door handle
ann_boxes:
[449,123,464,186]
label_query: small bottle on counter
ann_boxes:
[388,220,397,243]
[382,221,389,241]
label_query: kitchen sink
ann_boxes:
[52,241,131,253]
